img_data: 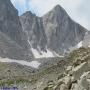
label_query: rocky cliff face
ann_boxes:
[0,0,22,44]
[0,0,33,60]
[0,0,88,60]
[42,48,90,90]
[42,5,87,55]
[20,5,87,58]
[20,11,47,51]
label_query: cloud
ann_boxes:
[58,0,89,29]
[11,0,25,5]
[18,0,25,5]
[27,0,82,16]
[28,0,59,16]
[11,0,29,15]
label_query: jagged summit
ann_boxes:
[21,11,36,17]
[42,4,87,55]
[21,4,67,18]
[37,5,68,21]
[51,4,67,14]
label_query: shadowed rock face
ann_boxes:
[0,0,33,60]
[20,5,87,56]
[20,11,47,51]
[0,0,88,60]
[0,0,21,44]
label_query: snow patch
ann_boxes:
[31,48,54,58]
[29,61,41,68]
[0,57,41,69]
[88,45,90,48]
[77,41,83,48]
[53,51,64,57]
[87,42,90,47]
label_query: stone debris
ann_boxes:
[72,62,89,81]
[43,58,90,90]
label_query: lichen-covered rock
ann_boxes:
[50,58,90,90]
[72,62,89,81]
[71,71,90,90]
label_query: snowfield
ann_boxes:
[31,48,55,58]
[0,57,41,69]
[77,41,83,48]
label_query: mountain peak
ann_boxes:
[21,11,36,17]
[52,4,65,12]
[43,4,68,17]
[54,4,62,10]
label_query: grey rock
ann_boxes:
[0,0,88,59]
[0,31,32,60]
[72,62,89,81]
[83,31,90,47]
[20,5,87,56]
[20,11,47,51]
[42,5,87,55]
[71,71,90,90]
[0,0,33,60]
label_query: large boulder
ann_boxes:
[71,71,90,90]
[72,62,89,81]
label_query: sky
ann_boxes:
[11,0,90,30]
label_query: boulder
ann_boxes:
[71,71,90,90]
[72,62,89,81]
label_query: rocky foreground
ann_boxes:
[43,47,90,90]
[0,47,90,90]
[44,62,90,90]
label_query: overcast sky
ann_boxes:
[11,0,90,30]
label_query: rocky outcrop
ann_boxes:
[43,62,90,90]
[42,48,90,90]
[0,0,33,60]
[20,11,47,51]
[71,71,90,90]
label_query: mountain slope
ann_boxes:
[20,5,88,58]
[42,5,87,55]
[0,30,33,60]
[0,0,88,59]
[0,0,33,60]
[20,11,47,51]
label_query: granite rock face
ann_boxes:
[20,5,87,57]
[0,0,88,59]
[42,5,87,55]
[0,0,33,60]
[20,11,47,51]
[0,0,22,44]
